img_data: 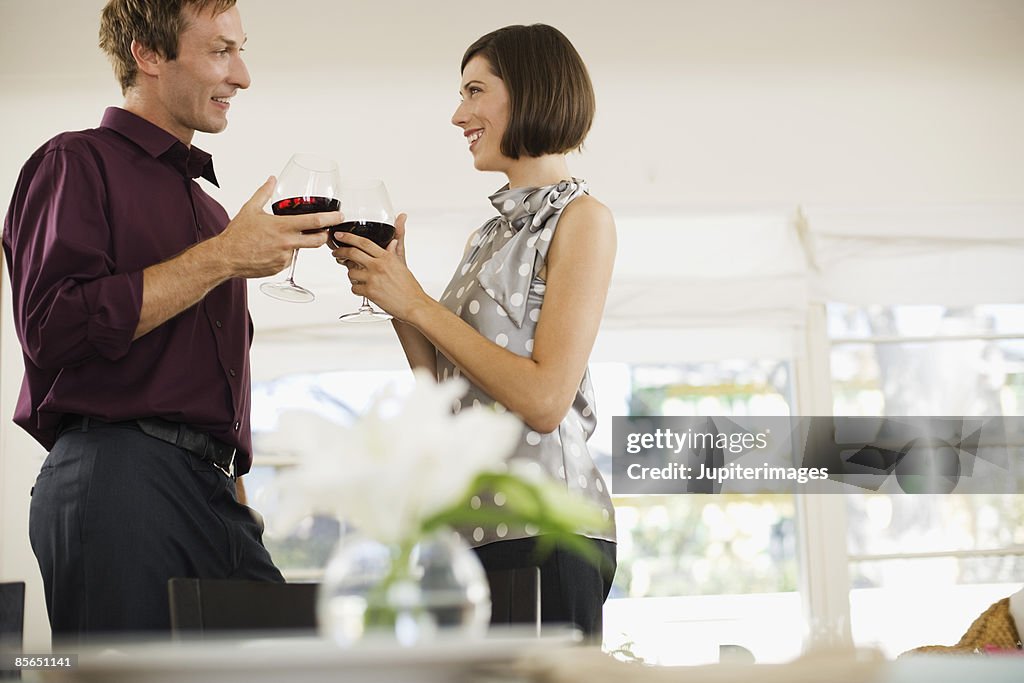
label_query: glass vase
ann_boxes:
[317,528,491,646]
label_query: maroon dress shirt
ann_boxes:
[2,107,255,473]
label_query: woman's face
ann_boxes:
[451,55,511,173]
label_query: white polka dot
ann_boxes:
[602,509,611,521]
[596,479,604,493]
[529,308,541,323]
[494,403,507,414]
[495,263,504,274]
[486,288,496,298]
[470,496,482,510]
[493,492,507,507]
[510,292,524,307]
[453,399,462,412]
[579,475,588,488]
[496,305,508,318]
[540,228,553,241]
[495,333,509,347]
[472,399,481,408]
[525,431,541,446]
[534,284,546,294]
[569,443,581,458]
[582,406,592,417]
[456,286,465,298]
[468,300,480,315]
[442,367,449,380]
[456,305,463,315]
[453,367,461,378]
[442,291,451,301]
[496,523,508,538]
[527,236,539,249]
[524,524,539,536]
[525,339,534,353]
[461,263,471,275]
[558,466,566,479]
[470,233,481,246]
[502,199,516,212]
[503,230,513,239]
[473,527,485,542]
[518,263,531,277]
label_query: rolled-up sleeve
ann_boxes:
[4,146,143,369]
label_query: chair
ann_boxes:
[167,578,317,636]
[0,582,25,681]
[486,567,541,635]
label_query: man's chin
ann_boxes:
[195,117,229,135]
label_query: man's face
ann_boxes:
[153,4,250,143]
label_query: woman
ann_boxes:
[331,24,616,637]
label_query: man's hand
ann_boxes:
[214,176,340,279]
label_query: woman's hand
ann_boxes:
[331,213,429,320]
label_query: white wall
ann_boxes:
[2,0,1023,649]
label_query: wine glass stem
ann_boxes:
[360,297,373,312]
[284,250,299,284]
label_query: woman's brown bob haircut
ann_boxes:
[462,24,595,160]
[99,0,237,94]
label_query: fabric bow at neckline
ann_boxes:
[477,178,588,328]
[489,179,582,233]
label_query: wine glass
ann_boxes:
[259,153,341,303]
[331,179,397,323]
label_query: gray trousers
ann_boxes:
[29,420,283,642]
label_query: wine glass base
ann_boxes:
[338,309,392,323]
[260,280,315,303]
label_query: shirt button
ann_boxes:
[229,369,237,377]
[215,320,223,328]
[234,422,240,431]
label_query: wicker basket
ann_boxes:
[902,597,1021,656]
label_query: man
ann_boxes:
[2,0,339,639]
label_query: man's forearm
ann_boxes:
[134,236,233,340]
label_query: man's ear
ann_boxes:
[130,39,163,78]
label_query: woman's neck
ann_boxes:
[505,154,571,189]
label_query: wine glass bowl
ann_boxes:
[335,179,396,323]
[259,154,341,303]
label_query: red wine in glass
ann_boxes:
[273,196,340,234]
[329,221,396,249]
[336,179,396,323]
[260,154,341,303]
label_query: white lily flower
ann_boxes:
[261,369,522,544]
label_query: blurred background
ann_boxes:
[2,0,1024,661]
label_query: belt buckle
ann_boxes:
[202,438,236,479]
[215,447,237,480]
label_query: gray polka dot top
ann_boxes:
[436,178,616,548]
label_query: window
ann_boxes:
[828,304,1024,657]
[595,360,804,664]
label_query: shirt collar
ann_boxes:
[100,107,220,187]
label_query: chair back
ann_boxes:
[0,581,25,680]
[167,579,317,636]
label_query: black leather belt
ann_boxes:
[59,416,236,478]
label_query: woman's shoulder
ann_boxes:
[558,192,616,236]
